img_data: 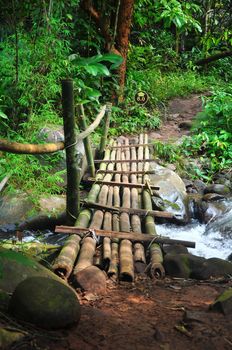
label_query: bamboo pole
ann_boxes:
[130,145,146,268]
[62,79,80,224]
[78,105,96,177]
[0,105,106,155]
[99,102,112,157]
[119,138,134,281]
[73,142,117,276]
[108,146,121,277]
[143,134,165,279]
[52,234,81,279]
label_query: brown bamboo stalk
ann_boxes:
[119,239,134,282]
[143,134,165,279]
[52,234,81,279]
[73,237,96,273]
[119,138,134,281]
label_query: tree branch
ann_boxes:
[196,50,232,66]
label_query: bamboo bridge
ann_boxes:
[0,79,195,285]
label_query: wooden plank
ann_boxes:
[84,178,160,190]
[55,226,196,248]
[96,170,156,175]
[80,200,180,219]
[94,158,156,164]
[106,143,154,149]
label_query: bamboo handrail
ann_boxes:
[0,105,106,154]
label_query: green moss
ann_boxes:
[216,288,232,303]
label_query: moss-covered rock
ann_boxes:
[163,253,205,279]
[0,247,64,293]
[211,288,232,315]
[0,328,25,350]
[9,276,81,329]
[164,253,232,280]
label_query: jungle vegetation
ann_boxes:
[0,0,231,195]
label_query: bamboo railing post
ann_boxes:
[62,79,80,224]
[78,105,96,177]
[99,102,112,158]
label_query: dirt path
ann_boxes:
[23,277,232,350]
[149,93,204,142]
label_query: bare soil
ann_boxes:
[149,93,204,142]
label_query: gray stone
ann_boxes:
[9,276,81,329]
[0,192,34,225]
[204,184,231,196]
[149,162,189,222]
[205,207,232,237]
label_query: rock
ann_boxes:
[74,266,107,295]
[202,193,225,202]
[0,248,64,293]
[197,258,232,280]
[0,289,10,312]
[211,288,232,315]
[164,253,232,280]
[39,195,66,214]
[0,192,34,225]
[195,200,228,223]
[0,191,66,227]
[163,244,188,255]
[204,184,231,196]
[149,162,189,223]
[0,328,25,350]
[205,207,232,238]
[38,126,64,142]
[163,253,205,279]
[193,179,207,194]
[9,276,81,329]
[178,121,192,129]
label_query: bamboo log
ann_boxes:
[143,134,165,279]
[94,158,156,164]
[108,242,119,277]
[108,149,121,277]
[103,237,111,270]
[119,138,134,281]
[0,105,106,154]
[119,239,134,282]
[96,170,156,174]
[73,237,96,273]
[78,105,96,177]
[134,242,146,264]
[62,79,80,224]
[55,226,196,247]
[106,143,154,149]
[99,102,112,157]
[52,234,81,279]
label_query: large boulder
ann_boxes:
[0,248,64,293]
[0,192,34,225]
[9,276,81,329]
[149,161,189,222]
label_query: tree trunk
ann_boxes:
[116,0,134,100]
